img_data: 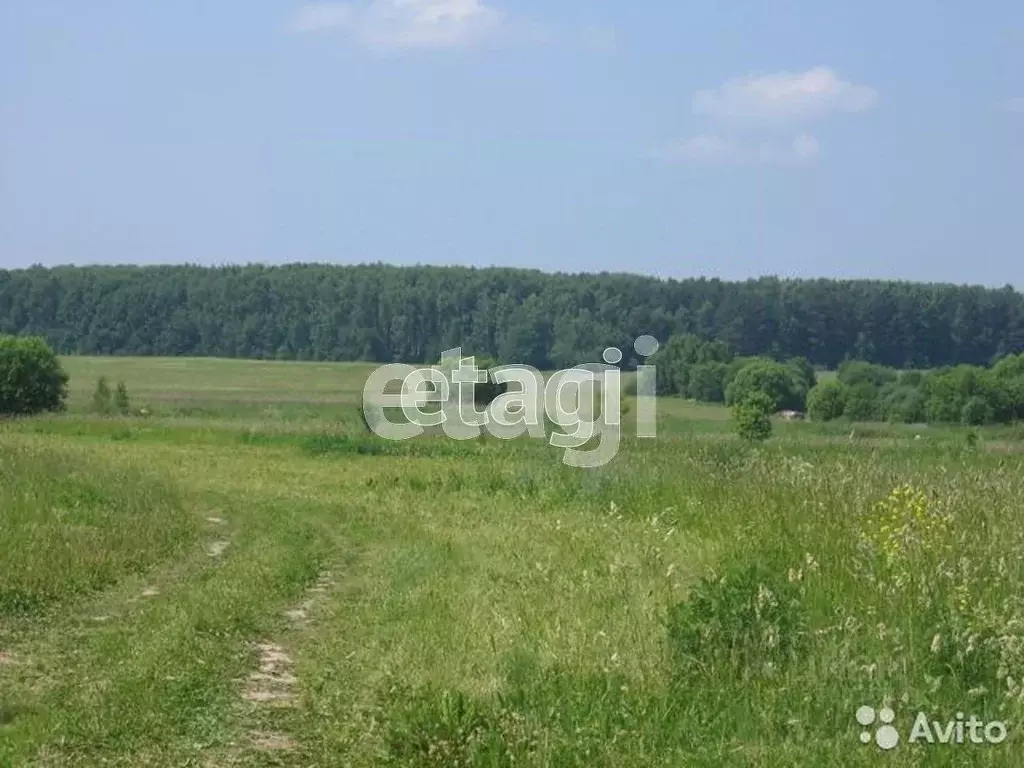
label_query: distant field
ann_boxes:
[1,356,1022,766]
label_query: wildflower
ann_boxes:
[931,634,942,654]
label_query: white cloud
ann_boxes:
[653,134,820,166]
[1003,97,1024,114]
[288,0,504,50]
[693,67,878,123]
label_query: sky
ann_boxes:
[1,1,1022,286]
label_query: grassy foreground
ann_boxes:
[1,356,1023,766]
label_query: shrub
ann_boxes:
[0,335,69,416]
[881,384,927,424]
[92,376,113,414]
[382,685,513,766]
[686,362,728,402]
[114,382,131,414]
[357,405,374,434]
[438,353,507,407]
[843,383,880,422]
[785,356,817,402]
[652,334,732,398]
[469,355,507,406]
[961,396,994,426]
[667,563,808,682]
[837,360,898,389]
[725,360,804,412]
[806,380,848,422]
[732,391,774,442]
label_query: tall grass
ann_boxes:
[0,443,198,617]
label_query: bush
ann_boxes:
[469,355,507,406]
[0,335,69,416]
[92,376,113,414]
[725,360,804,412]
[806,380,848,422]
[652,334,732,398]
[962,396,994,426]
[439,353,507,407]
[686,362,728,402]
[667,563,807,682]
[732,391,773,442]
[881,384,927,424]
[114,382,131,414]
[837,360,898,389]
[843,383,880,422]
[785,356,817,402]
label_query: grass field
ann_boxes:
[2,356,1024,766]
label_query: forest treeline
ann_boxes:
[1,263,1023,370]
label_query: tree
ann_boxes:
[992,353,1024,380]
[880,384,927,424]
[786,356,818,397]
[1,264,1024,372]
[652,334,732,398]
[725,360,804,412]
[0,335,69,415]
[806,380,848,422]
[837,360,898,389]
[843,383,881,422]
[686,362,729,402]
[733,392,774,441]
[962,396,994,426]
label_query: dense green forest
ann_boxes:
[1,264,1023,370]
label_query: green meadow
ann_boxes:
[2,356,1023,766]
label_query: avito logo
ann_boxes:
[856,704,1008,750]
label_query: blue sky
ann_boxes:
[1,1,1021,285]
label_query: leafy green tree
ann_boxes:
[786,356,818,396]
[837,361,898,389]
[0,335,69,415]
[962,396,994,426]
[923,366,982,423]
[806,380,848,422]
[686,362,729,402]
[732,392,774,442]
[991,353,1024,380]
[2,264,1024,373]
[652,334,731,398]
[843,383,881,422]
[725,360,804,412]
[881,384,927,424]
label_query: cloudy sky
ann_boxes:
[1,1,1021,285]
